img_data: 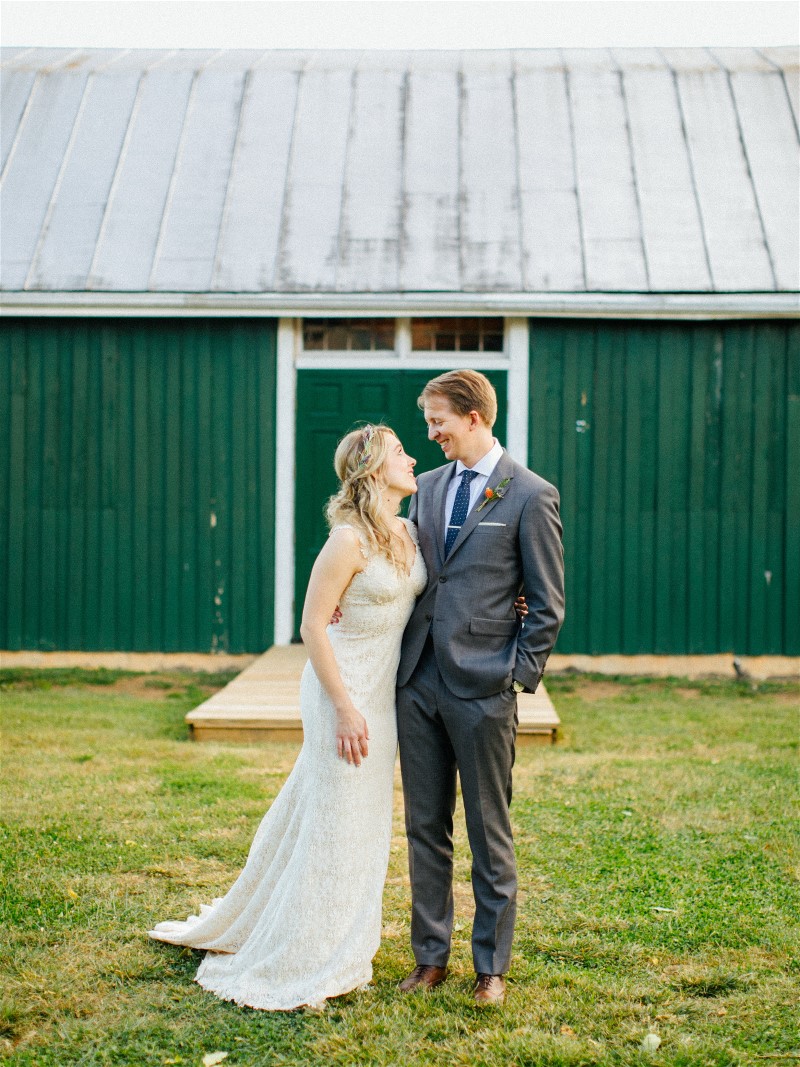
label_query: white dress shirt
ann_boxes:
[444,438,505,548]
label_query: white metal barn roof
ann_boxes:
[1,46,798,306]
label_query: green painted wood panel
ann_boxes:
[529,319,800,655]
[0,318,277,653]
[294,369,508,639]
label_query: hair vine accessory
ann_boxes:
[356,425,376,469]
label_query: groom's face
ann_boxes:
[423,395,473,463]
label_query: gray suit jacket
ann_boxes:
[397,450,565,699]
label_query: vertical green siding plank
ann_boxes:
[557,325,578,652]
[654,328,673,652]
[702,329,723,653]
[0,326,13,647]
[785,324,800,655]
[131,329,150,649]
[573,326,595,651]
[687,326,708,652]
[748,324,773,653]
[39,325,60,649]
[114,324,133,649]
[604,324,625,651]
[671,326,691,652]
[22,327,42,647]
[243,325,260,651]
[5,325,26,648]
[635,327,657,652]
[255,324,272,650]
[734,325,756,653]
[765,326,788,653]
[530,321,562,485]
[589,326,611,652]
[528,324,546,471]
[210,328,231,653]
[67,324,88,649]
[146,329,165,650]
[257,328,277,647]
[220,327,234,653]
[99,324,119,647]
[163,325,181,651]
[82,328,102,648]
[241,324,255,651]
[195,325,214,652]
[228,324,248,653]
[717,326,739,653]
[53,326,72,648]
[621,326,645,652]
[178,327,197,650]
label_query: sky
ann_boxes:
[2,0,798,50]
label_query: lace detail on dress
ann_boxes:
[149,520,426,1011]
[329,523,370,560]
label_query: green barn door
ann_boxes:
[294,369,507,638]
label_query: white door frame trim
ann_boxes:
[272,317,530,645]
[274,319,299,645]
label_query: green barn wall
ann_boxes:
[0,318,277,653]
[529,319,799,656]
[2,315,797,657]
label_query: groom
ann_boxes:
[396,369,565,1006]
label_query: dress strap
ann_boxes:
[399,516,420,546]
[329,524,370,560]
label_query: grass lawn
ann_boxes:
[1,667,798,1066]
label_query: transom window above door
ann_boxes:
[302,318,395,352]
[411,318,504,353]
[300,317,506,357]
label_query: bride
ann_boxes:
[149,424,425,1011]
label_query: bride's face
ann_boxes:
[380,434,417,496]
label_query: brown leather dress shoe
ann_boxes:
[474,973,506,1005]
[398,964,448,992]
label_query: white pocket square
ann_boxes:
[478,521,507,527]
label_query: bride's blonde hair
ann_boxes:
[326,424,404,569]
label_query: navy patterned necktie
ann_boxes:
[445,469,478,557]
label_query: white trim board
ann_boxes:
[296,354,510,370]
[2,291,798,319]
[273,318,297,646]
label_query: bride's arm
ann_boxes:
[299,528,370,766]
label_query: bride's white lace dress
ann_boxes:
[148,519,426,1010]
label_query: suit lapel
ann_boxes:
[445,452,515,563]
[430,463,454,570]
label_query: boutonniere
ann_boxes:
[477,477,511,511]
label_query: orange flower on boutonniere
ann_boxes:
[476,477,511,511]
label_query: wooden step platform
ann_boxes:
[186,645,560,745]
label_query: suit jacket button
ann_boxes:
[438,575,447,583]
[425,612,432,621]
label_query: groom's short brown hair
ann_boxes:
[418,369,498,427]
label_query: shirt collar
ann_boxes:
[455,438,504,478]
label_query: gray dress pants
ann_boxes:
[396,636,519,976]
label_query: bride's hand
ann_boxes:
[335,704,369,766]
